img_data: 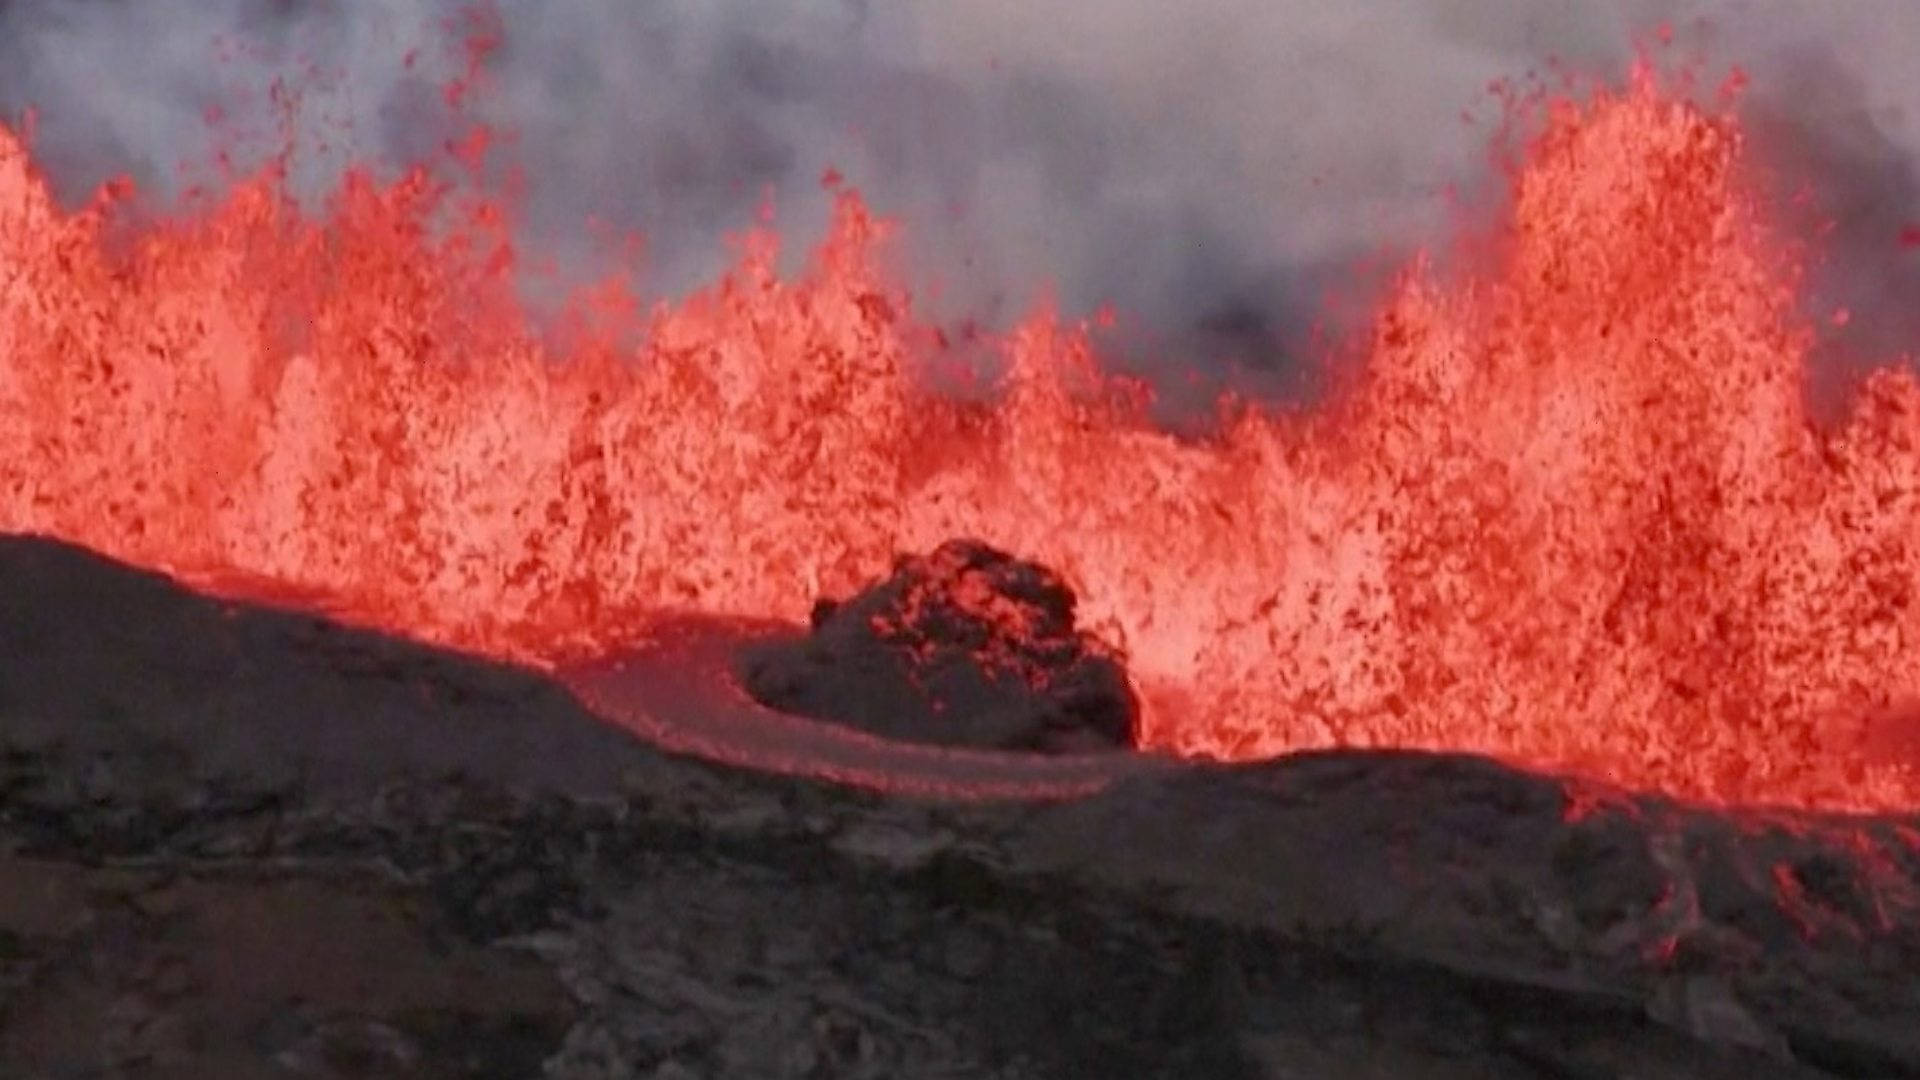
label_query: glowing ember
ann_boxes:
[5,60,1920,812]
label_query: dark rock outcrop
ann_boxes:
[740,539,1140,753]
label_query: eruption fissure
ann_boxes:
[4,60,1920,812]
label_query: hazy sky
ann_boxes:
[0,1,1914,383]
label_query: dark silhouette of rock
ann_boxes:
[7,532,1920,1078]
[739,539,1140,753]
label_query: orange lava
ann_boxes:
[5,62,1920,812]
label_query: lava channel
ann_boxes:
[561,617,1180,802]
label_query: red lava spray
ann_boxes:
[4,57,1920,813]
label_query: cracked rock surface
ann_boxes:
[739,538,1139,753]
[4,534,1920,1079]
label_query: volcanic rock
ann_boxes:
[8,533,1920,1078]
[739,539,1140,753]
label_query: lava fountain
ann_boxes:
[5,58,1920,813]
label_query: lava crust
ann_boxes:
[738,539,1140,754]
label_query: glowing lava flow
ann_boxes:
[5,64,1920,812]
[565,618,1175,801]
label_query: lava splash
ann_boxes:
[4,61,1920,812]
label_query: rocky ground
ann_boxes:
[3,533,1920,1079]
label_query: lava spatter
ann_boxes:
[3,60,1920,811]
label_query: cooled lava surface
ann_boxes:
[9,532,1920,1075]
[739,539,1140,754]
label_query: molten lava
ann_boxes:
[5,63,1920,812]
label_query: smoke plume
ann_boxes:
[0,0,1916,388]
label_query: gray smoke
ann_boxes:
[0,0,1915,393]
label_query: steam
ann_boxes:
[0,0,1915,385]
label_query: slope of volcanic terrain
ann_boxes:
[8,540,1920,1077]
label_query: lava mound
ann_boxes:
[739,539,1140,753]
